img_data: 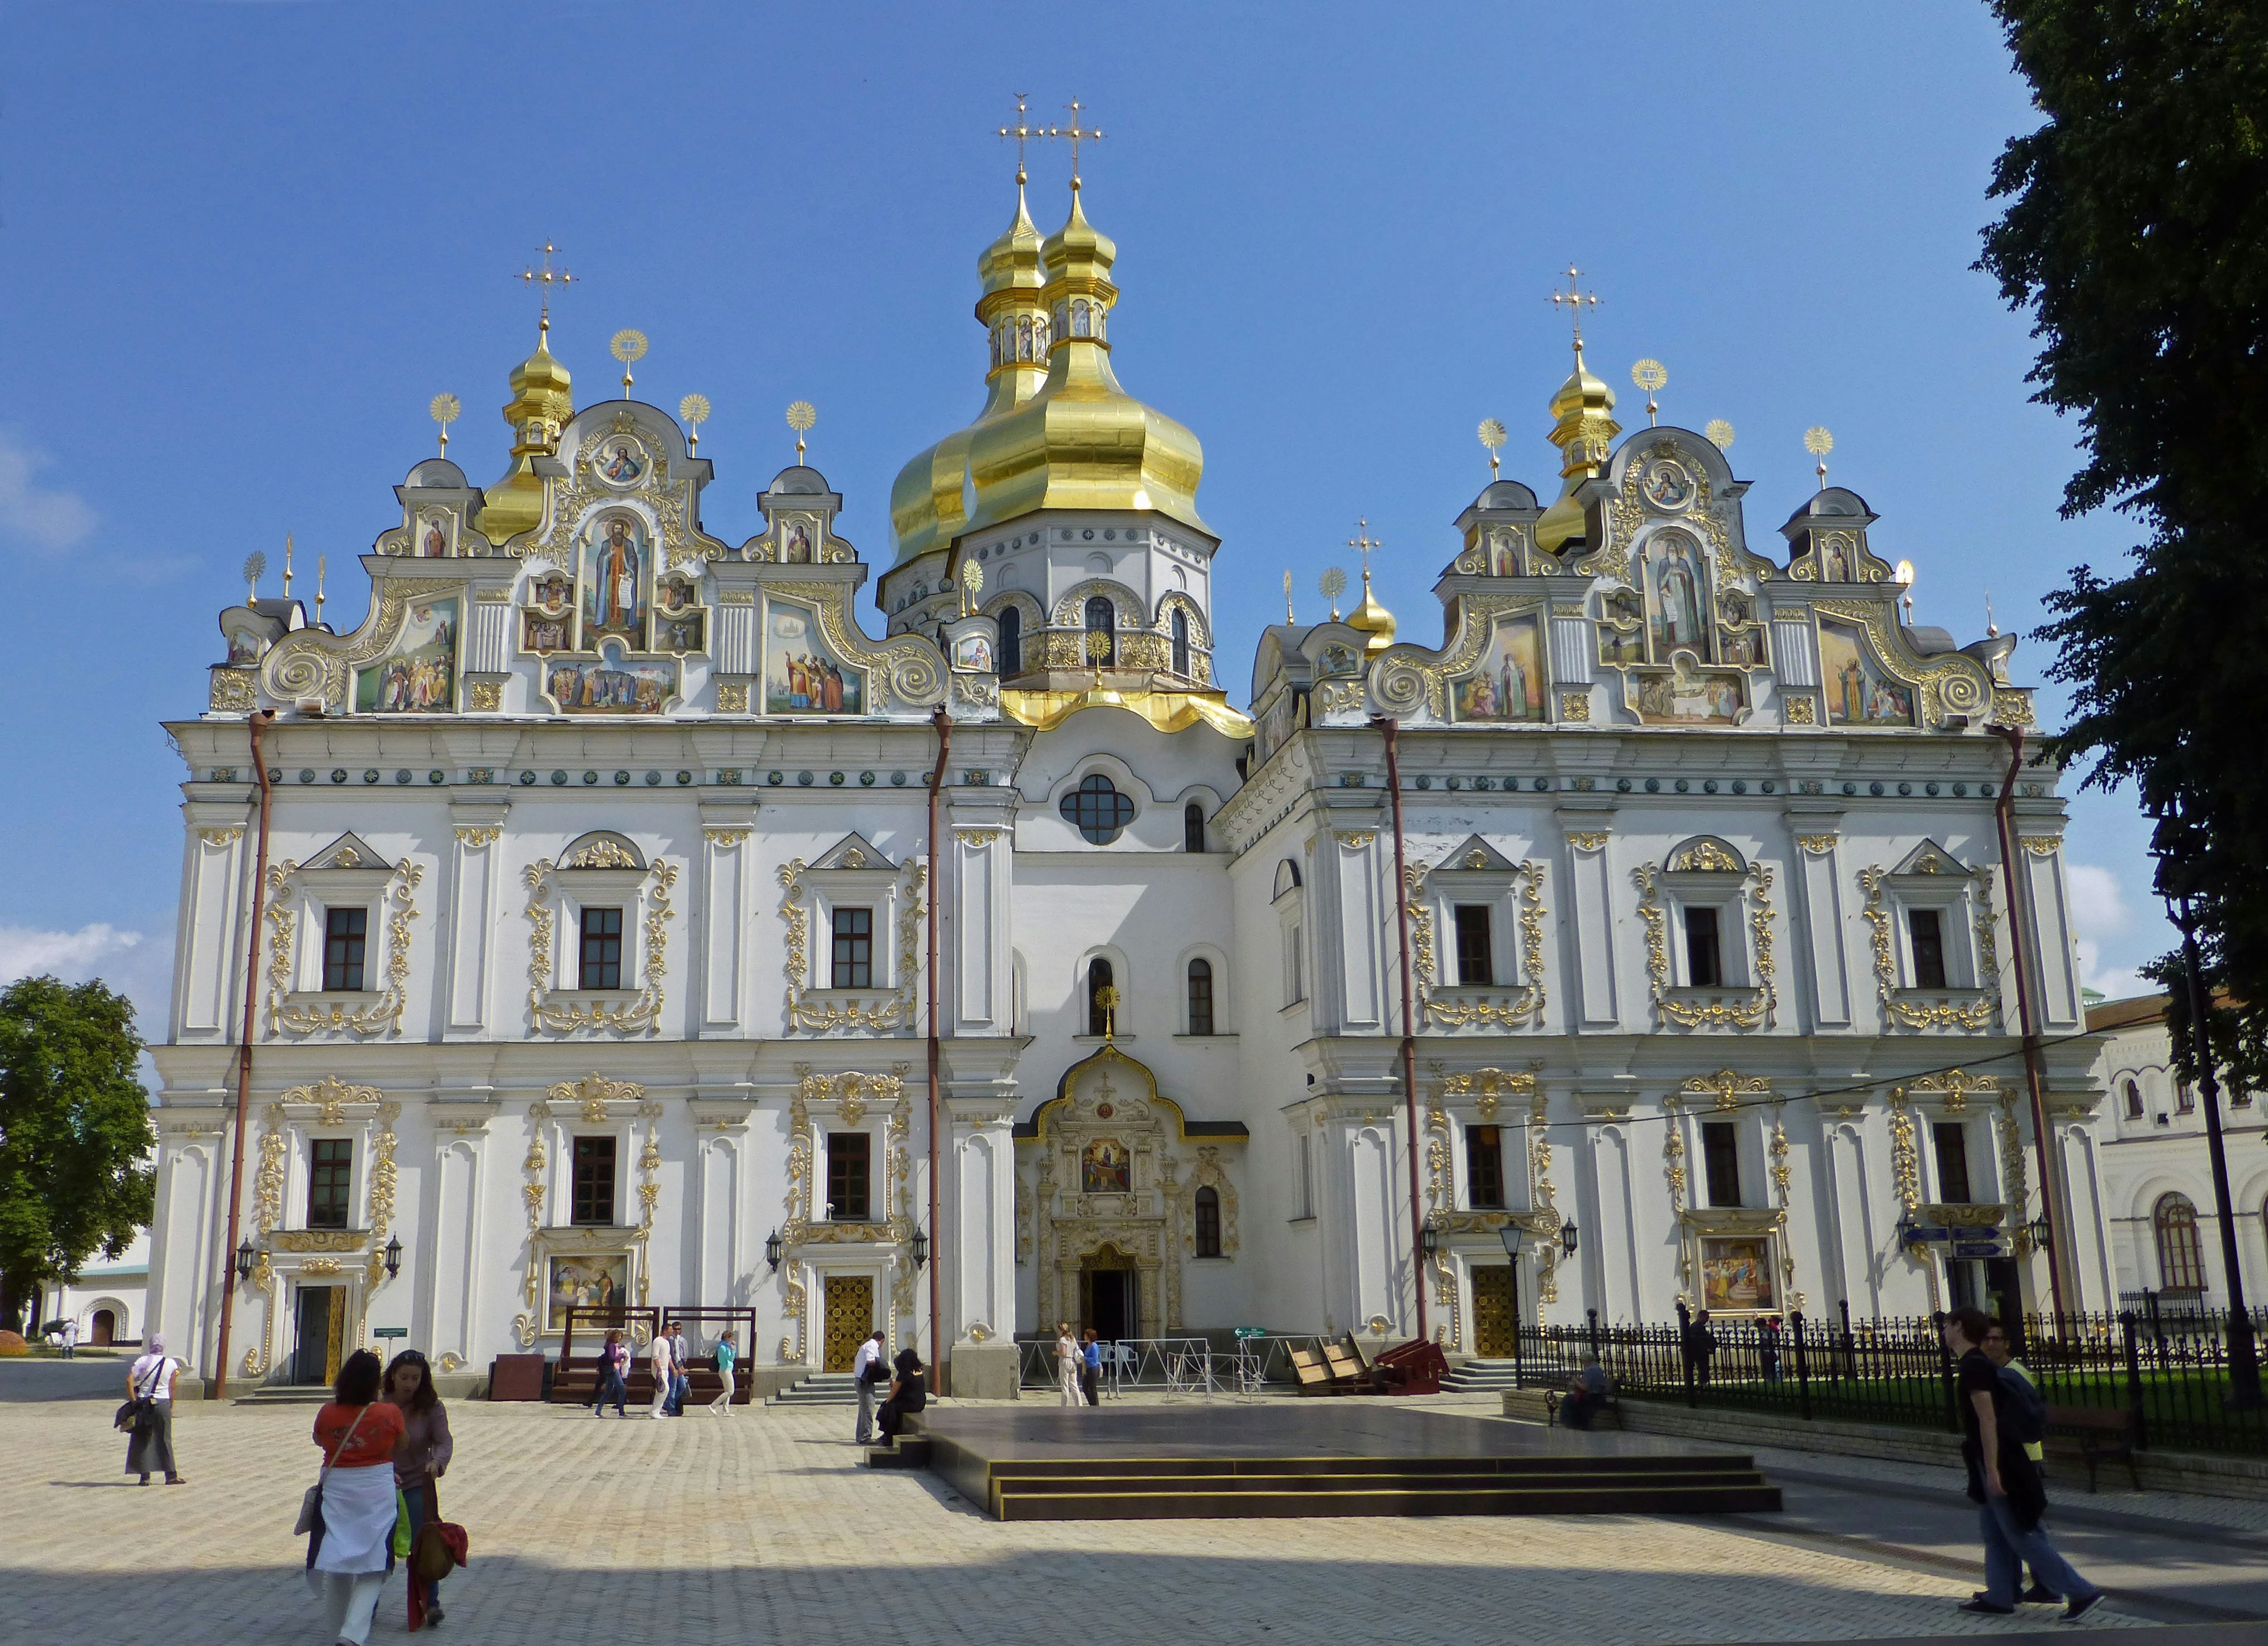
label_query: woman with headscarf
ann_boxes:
[875,1345,927,1445]
[123,1334,184,1485]
[306,1348,406,1646]
[386,1349,454,1629]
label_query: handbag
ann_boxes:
[113,1357,169,1432]
[296,1401,371,1536]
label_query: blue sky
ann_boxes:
[0,1,2170,1026]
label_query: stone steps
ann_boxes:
[768,1372,864,1406]
[1439,1360,1527,1392]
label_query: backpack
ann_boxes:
[1998,1364,2048,1446]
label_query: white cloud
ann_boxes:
[0,921,177,1046]
[2066,862,2155,1001]
[0,428,97,551]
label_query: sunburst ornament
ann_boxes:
[610,329,648,396]
[428,392,461,456]
[1477,416,1507,479]
[1631,358,1667,426]
[786,400,817,462]
[1704,419,1735,450]
[679,393,711,454]
[1319,566,1347,621]
[1804,425,1834,488]
[242,550,267,604]
[960,557,984,615]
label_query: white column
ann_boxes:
[1792,835,1852,1028]
[174,822,246,1039]
[445,816,506,1035]
[700,828,750,1031]
[148,1119,223,1383]
[424,1117,490,1377]
[1587,1119,1640,1322]
[950,1109,1017,1344]
[1562,832,1619,1028]
[1317,829,1386,1033]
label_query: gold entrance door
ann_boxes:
[822,1276,874,1373]
[1472,1265,1518,1358]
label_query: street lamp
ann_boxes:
[1420,1217,1441,1259]
[1499,1223,1525,1260]
[911,1226,930,1270]
[1560,1220,1581,1258]
[2026,1213,2052,1252]
[233,1238,257,1282]
[764,1228,783,1270]
[382,1234,403,1280]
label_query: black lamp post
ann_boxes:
[2027,1213,2052,1253]
[382,1234,403,1280]
[1499,1222,1525,1261]
[1559,1220,1580,1258]
[764,1228,783,1270]
[233,1237,257,1282]
[911,1226,930,1270]
[1420,1217,1441,1260]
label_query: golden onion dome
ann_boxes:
[480,324,574,542]
[1344,565,1397,654]
[1536,341,1621,554]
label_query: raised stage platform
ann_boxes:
[913,1403,1784,1521]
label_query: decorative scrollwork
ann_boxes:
[523,856,678,1034]
[265,858,424,1037]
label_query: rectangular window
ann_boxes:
[1287,924,1305,1004]
[827,1132,872,1221]
[1932,1122,1973,1204]
[2177,1080,2197,1114]
[1908,907,1948,989]
[1466,1125,1506,1210]
[307,1138,353,1230]
[1186,960,1216,1036]
[1701,1120,1742,1208]
[321,907,367,993]
[1454,905,1495,987]
[571,1136,617,1225]
[830,907,874,989]
[579,907,624,990]
[1295,1133,1313,1219]
[1684,906,1724,989]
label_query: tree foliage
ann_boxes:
[1980,1,2268,1078]
[0,976,155,1329]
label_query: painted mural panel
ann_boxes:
[1820,618,1915,727]
[1451,613,1544,722]
[1598,587,1645,667]
[1081,1138,1131,1194]
[580,511,649,651]
[764,602,863,714]
[1632,656,1744,725]
[352,598,458,713]
[547,1253,631,1331]
[1699,1235,1777,1313]
[1645,530,1710,660]
[543,647,677,714]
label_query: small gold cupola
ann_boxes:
[1536,266,1621,554]
[483,245,579,543]
[1342,518,1396,655]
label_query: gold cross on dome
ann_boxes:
[1549,263,1600,350]
[1348,517,1381,583]
[518,239,576,336]
[999,93,1044,187]
[1053,98,1104,189]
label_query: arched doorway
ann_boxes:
[1081,1243,1140,1343]
[90,1309,116,1347]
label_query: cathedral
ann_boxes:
[145,157,2117,1399]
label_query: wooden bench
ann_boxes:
[2044,1405,2140,1493]
[1500,1386,1623,1429]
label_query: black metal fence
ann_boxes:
[1510,1302,2268,1456]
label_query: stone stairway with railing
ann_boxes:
[1439,1359,1527,1393]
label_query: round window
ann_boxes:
[1060,773,1136,845]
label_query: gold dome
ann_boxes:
[480,322,574,542]
[1536,341,1621,554]
[1344,566,1396,654]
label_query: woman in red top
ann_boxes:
[307,1350,406,1646]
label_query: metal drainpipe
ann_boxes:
[1372,716,1428,1347]
[1993,726,2069,1318]
[213,708,277,1400]
[926,706,951,1388]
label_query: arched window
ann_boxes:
[1084,595,1116,666]
[998,605,1022,675]
[2178,1078,2197,1113]
[2155,1192,2208,1293]
[1060,773,1136,845]
[1186,959,1215,1036]
[1172,607,1191,676]
[1274,859,1302,898]
[1183,801,1205,853]
[2123,1079,2143,1119]
[1194,1185,1222,1257]
[1086,957,1116,1037]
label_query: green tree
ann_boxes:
[0,976,155,1331]
[1979,1,2268,1078]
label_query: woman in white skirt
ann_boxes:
[1055,1322,1082,1407]
[306,1350,406,1646]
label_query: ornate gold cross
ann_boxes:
[1052,98,1104,189]
[519,239,576,335]
[999,93,1044,187]
[1348,517,1381,584]
[1549,263,1599,350]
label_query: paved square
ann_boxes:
[2,1394,2154,1645]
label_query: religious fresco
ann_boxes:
[351,597,458,713]
[1644,530,1711,660]
[1487,528,1518,576]
[1451,613,1544,723]
[1632,656,1744,725]
[522,610,571,653]
[1640,454,1697,511]
[1699,1236,1776,1314]
[952,630,993,673]
[764,603,863,714]
[783,518,816,565]
[1715,590,1768,668]
[594,433,648,487]
[415,510,455,558]
[1820,618,1915,727]
[225,625,266,666]
[1597,587,1646,667]
[546,1253,631,1331]
[544,646,677,715]
[579,511,649,651]
[1081,1137,1131,1194]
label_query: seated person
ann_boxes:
[875,1347,927,1445]
[1561,1352,1612,1430]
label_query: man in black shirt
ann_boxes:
[1942,1306,2102,1621]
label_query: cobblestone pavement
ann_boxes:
[2,1394,2161,1646]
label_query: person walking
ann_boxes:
[60,1316,78,1360]
[1690,1310,1718,1387]
[1758,1315,1784,1383]
[876,1346,927,1446]
[666,1322,692,1416]
[1984,1321,2061,1606]
[307,1349,407,1646]
[385,1349,454,1630]
[1943,1308,2102,1622]
[592,1329,630,1417]
[123,1334,184,1485]
[709,1329,739,1415]
[1079,1328,1103,1407]
[649,1327,676,1420]
[1054,1322,1082,1407]
[852,1329,887,1445]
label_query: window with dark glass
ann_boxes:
[579,907,624,990]
[827,1132,872,1221]
[1932,1121,1973,1204]
[1060,773,1136,844]
[1194,1185,1222,1257]
[2178,1079,2197,1113]
[2155,1192,2207,1292]
[1186,959,1214,1035]
[998,604,1022,674]
[1908,907,1948,989]
[1467,1125,1506,1210]
[2123,1079,2144,1118]
[307,1138,353,1230]
[1083,595,1116,665]
[1684,906,1723,988]
[1171,608,1191,676]
[322,907,367,993]
[831,907,874,989]
[572,1136,617,1225]
[1701,1120,1742,1207]
[1087,958,1116,1037]
[1454,905,1494,986]
[1184,801,1205,853]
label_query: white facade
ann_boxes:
[146,182,2120,1397]
[37,1232,148,1347]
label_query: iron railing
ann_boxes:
[1508,1302,2268,1455]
